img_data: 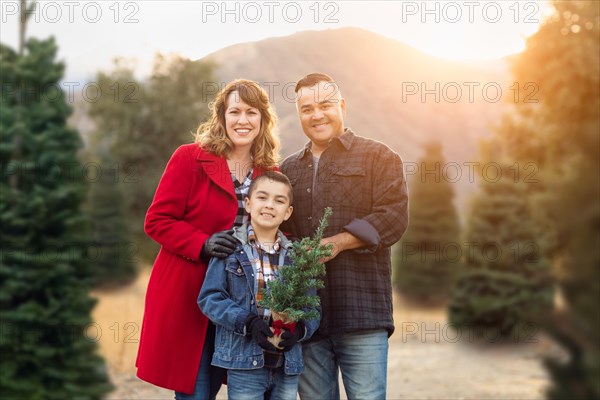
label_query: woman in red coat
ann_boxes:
[136,79,280,399]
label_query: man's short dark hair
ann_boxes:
[247,171,294,204]
[295,72,336,93]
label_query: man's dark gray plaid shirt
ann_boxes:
[280,128,409,340]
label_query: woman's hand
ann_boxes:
[200,230,237,260]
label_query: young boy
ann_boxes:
[198,171,320,400]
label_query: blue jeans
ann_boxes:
[227,367,299,400]
[298,330,388,400]
[175,322,226,400]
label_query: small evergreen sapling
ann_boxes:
[260,207,333,325]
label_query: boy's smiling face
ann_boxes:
[245,179,293,232]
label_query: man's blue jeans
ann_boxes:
[298,330,389,400]
[227,367,299,400]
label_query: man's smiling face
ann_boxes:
[296,81,346,151]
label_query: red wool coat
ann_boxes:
[136,143,273,394]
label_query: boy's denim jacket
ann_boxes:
[198,224,320,375]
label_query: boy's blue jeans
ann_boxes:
[298,330,389,400]
[227,366,299,400]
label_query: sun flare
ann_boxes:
[369,0,553,61]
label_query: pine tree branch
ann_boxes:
[259,207,333,321]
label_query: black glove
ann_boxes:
[278,320,305,352]
[245,314,277,351]
[200,230,236,260]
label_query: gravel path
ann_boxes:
[95,271,566,400]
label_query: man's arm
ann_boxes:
[319,232,365,263]
[323,145,409,260]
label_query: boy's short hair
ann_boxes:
[247,171,294,204]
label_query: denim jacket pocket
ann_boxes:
[225,259,247,293]
[283,344,305,375]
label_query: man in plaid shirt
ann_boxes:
[280,73,409,400]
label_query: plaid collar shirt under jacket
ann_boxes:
[231,168,253,228]
[247,224,282,320]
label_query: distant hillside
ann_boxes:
[202,27,512,210]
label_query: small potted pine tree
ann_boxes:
[260,207,333,348]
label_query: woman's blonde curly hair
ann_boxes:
[195,79,280,168]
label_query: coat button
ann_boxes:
[306,188,311,193]
[237,268,242,273]
[252,360,258,366]
[251,299,254,304]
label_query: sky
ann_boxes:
[0,0,552,83]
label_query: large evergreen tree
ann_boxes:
[393,141,460,303]
[84,147,136,288]
[448,165,554,336]
[0,37,111,398]
[492,1,599,397]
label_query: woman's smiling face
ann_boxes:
[224,91,262,150]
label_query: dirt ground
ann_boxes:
[92,268,566,400]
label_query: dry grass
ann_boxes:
[92,268,566,399]
[91,267,150,373]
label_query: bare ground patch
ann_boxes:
[92,269,566,399]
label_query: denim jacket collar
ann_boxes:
[231,223,293,251]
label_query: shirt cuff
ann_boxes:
[343,218,381,253]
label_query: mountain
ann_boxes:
[202,27,512,211]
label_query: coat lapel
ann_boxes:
[196,149,236,200]
[195,147,272,200]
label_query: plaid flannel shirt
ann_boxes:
[247,224,282,321]
[231,169,253,228]
[280,128,409,339]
